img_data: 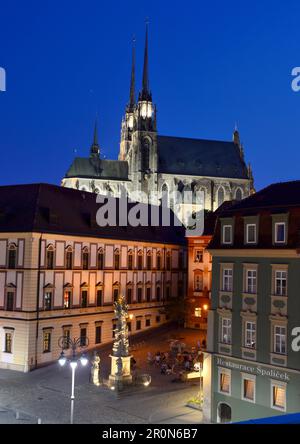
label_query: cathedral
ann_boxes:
[62,25,254,218]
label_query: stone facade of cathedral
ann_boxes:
[62,26,254,218]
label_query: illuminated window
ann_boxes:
[219,369,231,394]
[194,273,203,291]
[194,307,202,318]
[4,332,12,353]
[43,331,51,353]
[44,291,52,310]
[242,376,255,402]
[272,382,286,410]
[64,290,71,309]
[195,250,203,263]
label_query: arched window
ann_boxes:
[217,187,225,208]
[161,183,169,207]
[114,249,120,270]
[46,245,55,269]
[82,247,89,270]
[141,138,150,171]
[146,251,152,270]
[65,246,73,270]
[128,250,133,270]
[137,250,143,270]
[97,248,104,270]
[7,244,17,269]
[235,188,243,201]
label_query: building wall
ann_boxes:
[0,232,187,372]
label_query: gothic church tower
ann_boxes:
[119,24,158,201]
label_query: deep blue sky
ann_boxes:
[1,0,300,191]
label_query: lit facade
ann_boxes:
[0,184,187,372]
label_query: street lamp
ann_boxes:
[58,336,89,424]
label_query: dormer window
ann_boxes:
[246,224,256,244]
[222,225,232,244]
[275,222,286,244]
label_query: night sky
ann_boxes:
[1,0,300,191]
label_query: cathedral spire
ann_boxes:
[90,118,100,158]
[139,20,152,101]
[128,36,136,110]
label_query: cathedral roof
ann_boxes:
[64,157,129,181]
[157,135,249,179]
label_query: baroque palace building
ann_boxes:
[61,25,254,217]
[203,181,300,423]
[0,183,186,372]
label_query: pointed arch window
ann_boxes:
[7,244,17,269]
[217,187,225,208]
[161,183,169,207]
[46,245,55,269]
[141,138,150,171]
[235,188,243,201]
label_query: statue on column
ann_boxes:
[91,352,101,386]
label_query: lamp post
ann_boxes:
[58,336,89,424]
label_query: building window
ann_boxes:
[156,253,161,270]
[137,251,143,270]
[220,317,232,344]
[81,290,88,308]
[137,287,142,303]
[219,369,231,394]
[166,253,171,270]
[128,251,133,270]
[64,290,71,309]
[127,322,132,332]
[246,269,257,294]
[195,250,203,263]
[97,249,104,270]
[114,249,120,270]
[195,307,202,318]
[96,289,102,307]
[242,376,255,402]
[217,187,225,208]
[146,318,151,327]
[62,329,71,349]
[246,224,256,244]
[43,331,51,353]
[274,325,286,354]
[80,328,87,346]
[222,225,232,244]
[136,319,141,331]
[271,382,286,410]
[113,287,119,303]
[156,315,161,323]
[82,249,89,270]
[166,286,171,301]
[146,287,151,302]
[194,273,203,291]
[8,246,17,269]
[156,286,161,302]
[245,321,256,349]
[44,291,52,310]
[275,222,286,244]
[235,188,243,201]
[65,248,73,269]
[275,270,287,296]
[146,252,152,270]
[6,291,14,311]
[4,332,12,353]
[222,268,233,292]
[95,326,102,344]
[126,287,132,304]
[178,252,183,269]
[46,246,54,269]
